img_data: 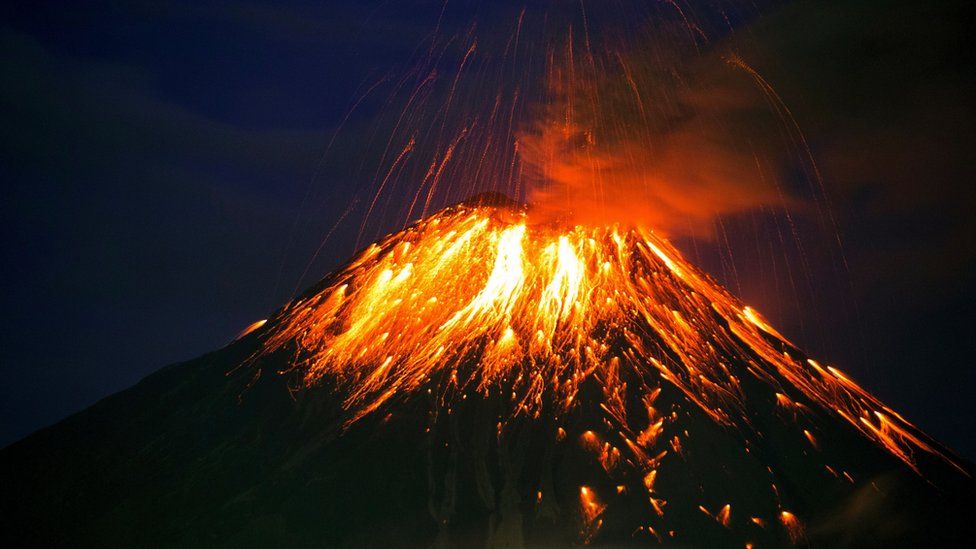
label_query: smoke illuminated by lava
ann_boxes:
[517,36,792,238]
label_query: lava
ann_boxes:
[253,200,966,543]
[258,202,962,472]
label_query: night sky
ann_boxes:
[2,0,974,462]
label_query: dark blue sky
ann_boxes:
[1,0,422,445]
[3,0,974,459]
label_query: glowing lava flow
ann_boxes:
[258,203,961,482]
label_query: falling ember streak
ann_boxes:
[642,469,657,492]
[256,204,963,487]
[234,319,267,340]
[717,504,732,528]
[803,429,819,450]
[579,486,606,542]
[580,430,601,452]
[779,511,804,544]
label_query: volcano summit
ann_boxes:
[2,198,973,547]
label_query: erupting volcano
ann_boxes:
[2,196,974,546]
[3,2,974,547]
[245,194,972,545]
[259,196,963,478]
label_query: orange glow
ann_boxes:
[234,319,266,340]
[256,204,962,478]
[599,444,622,472]
[516,46,787,240]
[649,497,667,517]
[779,511,804,544]
[642,470,657,492]
[579,486,606,542]
[717,504,732,528]
[248,203,965,548]
[214,4,973,543]
[580,430,601,453]
[743,306,785,340]
[803,429,819,450]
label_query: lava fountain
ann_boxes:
[248,196,968,544]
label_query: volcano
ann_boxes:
[2,197,973,547]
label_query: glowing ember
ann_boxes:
[779,510,804,544]
[579,485,606,542]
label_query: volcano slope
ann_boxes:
[2,198,974,547]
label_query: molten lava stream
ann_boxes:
[254,203,965,543]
